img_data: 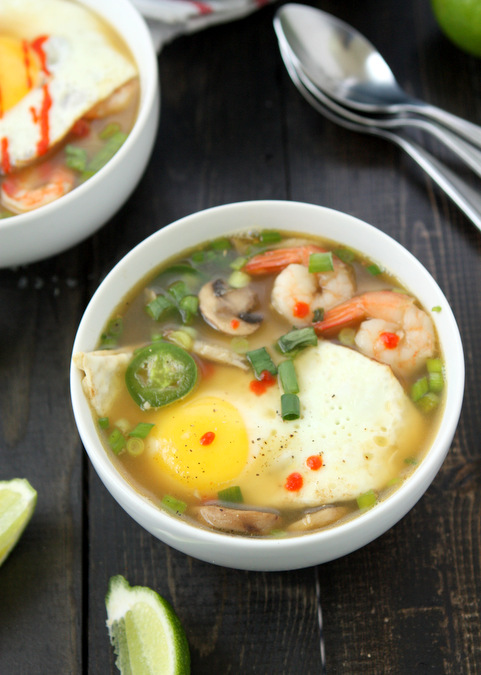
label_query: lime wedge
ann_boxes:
[0,478,37,566]
[106,575,191,675]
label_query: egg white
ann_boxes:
[0,0,137,169]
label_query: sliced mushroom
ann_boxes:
[286,505,350,533]
[192,339,249,370]
[191,504,281,535]
[198,279,263,336]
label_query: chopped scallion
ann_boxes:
[366,263,383,276]
[126,437,144,457]
[277,327,318,354]
[332,248,355,264]
[145,294,175,321]
[428,371,444,393]
[259,230,282,244]
[416,392,440,413]
[228,270,251,288]
[312,308,324,323]
[99,122,121,140]
[98,417,109,429]
[404,457,418,466]
[209,238,231,251]
[167,329,194,350]
[230,256,248,270]
[356,489,377,509]
[278,360,299,395]
[231,336,249,354]
[108,428,126,455]
[246,347,277,378]
[431,306,442,313]
[308,252,334,273]
[65,145,87,172]
[281,393,300,420]
[162,495,187,514]
[217,486,243,503]
[426,358,443,373]
[129,422,155,439]
[81,131,128,180]
[411,376,429,402]
[338,327,356,346]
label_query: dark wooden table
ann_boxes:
[1,2,480,673]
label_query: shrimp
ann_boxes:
[84,78,139,119]
[0,165,75,213]
[314,290,436,376]
[244,245,355,326]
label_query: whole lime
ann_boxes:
[431,0,481,57]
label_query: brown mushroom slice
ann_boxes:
[191,504,281,535]
[192,339,249,370]
[286,505,350,533]
[198,279,263,335]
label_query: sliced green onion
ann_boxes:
[333,248,355,264]
[178,295,199,323]
[269,529,288,538]
[357,490,377,510]
[281,393,300,420]
[209,238,231,251]
[416,392,440,413]
[277,327,318,354]
[259,230,282,244]
[114,418,130,434]
[99,122,121,139]
[81,131,128,180]
[427,358,443,373]
[168,329,194,350]
[312,308,324,323]
[308,252,334,273]
[162,495,187,514]
[338,327,356,346]
[278,360,299,395]
[228,270,251,288]
[126,437,144,457]
[411,376,429,402]
[366,264,383,276]
[230,256,248,270]
[431,306,442,313]
[191,251,205,264]
[129,422,155,439]
[231,336,249,354]
[100,317,124,349]
[108,428,126,455]
[404,457,418,466]
[145,294,175,321]
[217,486,243,503]
[246,347,277,377]
[98,417,109,429]
[65,145,87,172]
[168,280,188,303]
[428,371,444,393]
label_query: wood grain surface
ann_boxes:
[1,1,480,673]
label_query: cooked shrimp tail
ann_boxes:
[315,290,436,376]
[0,165,75,214]
[244,245,322,275]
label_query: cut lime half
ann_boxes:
[106,575,190,675]
[0,478,37,566]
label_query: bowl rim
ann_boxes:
[70,200,465,567]
[0,0,158,233]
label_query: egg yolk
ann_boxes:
[151,397,249,493]
[0,36,41,114]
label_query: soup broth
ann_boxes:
[0,0,139,217]
[75,229,445,537]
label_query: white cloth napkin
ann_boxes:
[131,0,274,50]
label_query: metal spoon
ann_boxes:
[276,35,481,234]
[273,18,481,180]
[276,3,481,149]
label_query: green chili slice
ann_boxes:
[125,342,198,409]
[278,360,299,395]
[281,393,300,420]
[246,347,277,378]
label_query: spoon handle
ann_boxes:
[415,103,481,152]
[389,133,481,234]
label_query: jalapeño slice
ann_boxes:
[126,342,198,409]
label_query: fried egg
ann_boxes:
[145,341,425,506]
[0,0,137,172]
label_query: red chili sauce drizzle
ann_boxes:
[200,431,216,446]
[249,370,277,396]
[285,472,303,492]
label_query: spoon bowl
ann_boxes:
[276,3,481,148]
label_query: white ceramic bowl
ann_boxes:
[0,0,159,268]
[70,201,464,571]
